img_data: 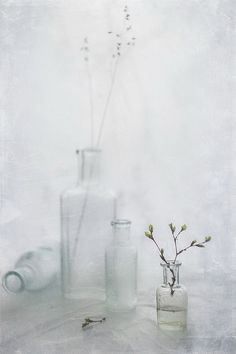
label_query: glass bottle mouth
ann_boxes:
[2,271,25,293]
[111,219,131,226]
[160,260,182,267]
[76,147,102,155]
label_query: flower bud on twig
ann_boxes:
[145,231,153,239]
[205,236,211,242]
[169,223,176,233]
[149,224,153,233]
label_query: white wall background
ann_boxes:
[0,0,235,291]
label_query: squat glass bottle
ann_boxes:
[156,261,188,330]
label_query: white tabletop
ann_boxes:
[1,276,235,354]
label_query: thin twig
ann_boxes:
[95,56,120,147]
[96,5,133,147]
[145,224,211,296]
[86,59,94,147]
[82,317,106,329]
[71,5,135,267]
[72,157,96,263]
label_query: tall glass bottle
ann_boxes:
[105,219,137,312]
[156,261,188,330]
[2,246,58,293]
[61,148,116,300]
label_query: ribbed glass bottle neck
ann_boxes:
[161,261,181,286]
[111,219,131,246]
[77,148,101,186]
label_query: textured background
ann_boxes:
[0,0,235,303]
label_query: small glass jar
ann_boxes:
[105,219,137,312]
[156,261,188,330]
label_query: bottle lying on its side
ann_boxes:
[2,244,59,294]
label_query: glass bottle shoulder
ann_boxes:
[61,184,116,200]
[16,246,54,263]
[157,284,187,294]
[106,244,137,253]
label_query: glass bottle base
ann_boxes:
[106,302,136,313]
[63,287,105,301]
[157,307,187,331]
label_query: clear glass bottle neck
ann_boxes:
[161,261,181,286]
[77,148,101,186]
[2,266,34,293]
[111,219,131,245]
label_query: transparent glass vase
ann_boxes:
[2,245,58,293]
[156,261,188,330]
[105,219,137,312]
[60,148,116,300]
